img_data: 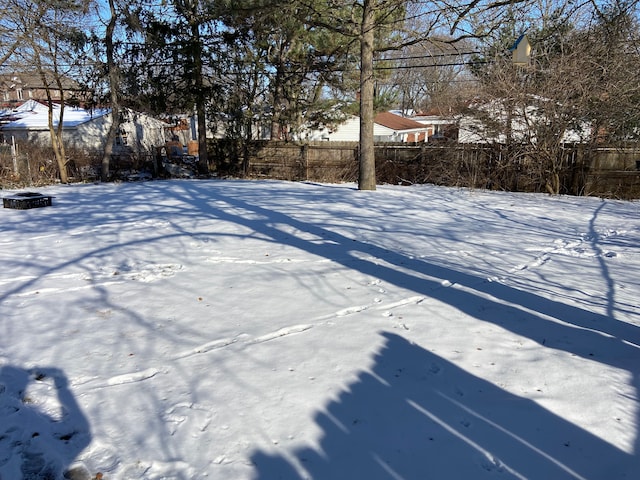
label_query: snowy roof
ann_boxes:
[0,100,110,130]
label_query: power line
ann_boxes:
[375,50,483,62]
[375,60,487,70]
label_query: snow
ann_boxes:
[0,179,639,479]
[0,100,110,129]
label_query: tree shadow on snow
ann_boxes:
[4,180,637,475]
[162,181,640,474]
[251,332,637,479]
[171,182,640,365]
[0,365,91,479]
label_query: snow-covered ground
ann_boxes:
[0,179,639,479]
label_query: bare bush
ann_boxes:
[0,143,103,188]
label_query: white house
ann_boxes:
[297,111,432,142]
[457,98,592,144]
[411,114,458,141]
[0,100,167,154]
[290,114,358,141]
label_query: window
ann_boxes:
[115,128,128,146]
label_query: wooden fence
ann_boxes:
[217,140,640,199]
[3,138,639,198]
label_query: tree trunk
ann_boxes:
[49,112,68,183]
[101,0,119,182]
[39,66,68,183]
[270,67,283,140]
[196,103,208,174]
[358,0,376,191]
[191,21,209,174]
[545,171,560,195]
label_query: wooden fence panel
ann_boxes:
[211,139,640,199]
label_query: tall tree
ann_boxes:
[179,0,211,172]
[218,0,357,142]
[99,0,121,182]
[124,0,223,172]
[359,0,377,190]
[297,0,405,190]
[469,0,640,194]
[303,0,537,190]
[10,0,91,183]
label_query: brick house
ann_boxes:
[0,72,82,108]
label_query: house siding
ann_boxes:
[2,109,166,154]
[301,113,432,142]
[301,117,361,141]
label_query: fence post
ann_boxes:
[11,136,18,175]
[301,144,309,181]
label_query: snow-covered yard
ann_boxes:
[1,179,638,479]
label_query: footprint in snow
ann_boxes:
[428,363,441,375]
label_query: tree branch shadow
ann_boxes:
[1,179,637,476]
[166,180,640,472]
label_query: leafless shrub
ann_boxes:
[0,143,103,188]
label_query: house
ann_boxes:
[0,72,82,107]
[457,98,592,144]
[297,111,432,142]
[373,112,432,142]
[410,113,458,142]
[299,115,360,141]
[0,100,167,155]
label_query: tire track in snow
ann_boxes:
[172,334,249,360]
[107,367,162,386]
[246,324,314,345]
[374,295,425,311]
[76,293,427,394]
[335,305,369,316]
[172,326,314,360]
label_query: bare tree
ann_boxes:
[98,0,122,182]
[469,0,640,194]
[379,38,476,115]
[301,0,537,190]
[0,2,24,67]
[11,0,91,183]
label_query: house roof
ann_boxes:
[0,100,110,130]
[0,71,80,92]
[374,111,429,132]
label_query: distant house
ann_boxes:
[0,72,82,107]
[457,99,592,144]
[0,100,167,155]
[296,115,359,141]
[298,111,432,142]
[410,113,458,142]
[373,112,432,142]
